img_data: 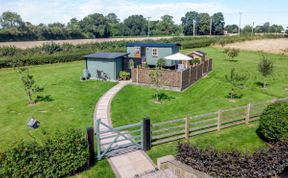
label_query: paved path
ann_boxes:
[94,80,156,178]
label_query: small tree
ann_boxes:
[225,48,240,61]
[128,59,134,70]
[258,55,273,88]
[16,67,44,104]
[156,58,166,69]
[225,68,248,99]
[149,67,162,102]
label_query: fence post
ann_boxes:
[217,110,221,131]
[188,67,191,85]
[143,117,151,151]
[246,103,251,124]
[184,117,190,142]
[86,127,96,166]
[137,66,139,83]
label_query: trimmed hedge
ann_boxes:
[177,141,288,178]
[258,102,288,142]
[0,129,89,177]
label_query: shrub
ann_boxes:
[0,128,89,177]
[42,42,63,54]
[156,58,166,68]
[177,141,288,178]
[0,46,19,56]
[257,102,288,142]
[119,71,130,80]
[225,48,240,60]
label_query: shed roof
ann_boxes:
[127,42,181,48]
[84,52,129,59]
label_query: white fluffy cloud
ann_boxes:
[0,0,234,24]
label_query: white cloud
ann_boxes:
[0,0,232,24]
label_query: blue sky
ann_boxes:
[0,0,287,28]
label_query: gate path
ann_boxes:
[94,80,156,178]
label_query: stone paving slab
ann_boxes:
[93,80,156,178]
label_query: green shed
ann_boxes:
[84,52,129,81]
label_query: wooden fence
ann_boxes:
[131,59,212,91]
[151,98,288,146]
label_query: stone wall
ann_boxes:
[157,155,212,178]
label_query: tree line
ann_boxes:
[0,11,286,42]
[226,22,285,34]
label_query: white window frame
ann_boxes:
[152,48,158,57]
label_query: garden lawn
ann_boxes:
[111,47,288,126]
[148,122,267,163]
[0,61,115,149]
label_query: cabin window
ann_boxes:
[152,48,158,57]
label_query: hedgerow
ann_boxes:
[0,128,89,177]
[0,34,286,68]
[176,141,288,178]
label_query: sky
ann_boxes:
[0,0,287,28]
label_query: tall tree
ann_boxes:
[123,15,147,36]
[79,13,110,38]
[0,11,24,29]
[181,11,199,35]
[156,15,178,35]
[197,13,210,35]
[212,12,225,35]
[105,13,119,24]
[242,25,253,35]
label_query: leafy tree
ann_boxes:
[149,67,162,102]
[123,15,147,36]
[79,13,110,38]
[197,13,210,35]
[105,13,119,24]
[242,25,253,35]
[156,58,166,69]
[128,59,134,70]
[156,15,177,35]
[225,68,248,99]
[224,48,240,61]
[0,11,24,29]
[258,55,273,88]
[181,11,199,35]
[212,12,225,35]
[16,66,44,104]
[225,24,238,33]
[268,24,284,33]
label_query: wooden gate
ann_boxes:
[95,119,144,160]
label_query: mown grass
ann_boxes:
[111,47,288,126]
[148,122,267,163]
[0,61,115,149]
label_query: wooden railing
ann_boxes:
[151,98,288,146]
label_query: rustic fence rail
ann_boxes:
[151,97,288,146]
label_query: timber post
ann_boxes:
[217,110,221,131]
[246,103,251,124]
[143,117,151,151]
[86,127,96,166]
[184,117,190,142]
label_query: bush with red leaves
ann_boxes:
[176,141,288,178]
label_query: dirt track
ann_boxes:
[0,36,174,49]
[224,38,288,54]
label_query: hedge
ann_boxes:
[0,129,89,177]
[257,102,288,142]
[177,141,288,178]
[0,34,286,68]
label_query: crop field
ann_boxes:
[224,38,288,54]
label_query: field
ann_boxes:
[0,61,115,149]
[111,47,288,127]
[0,36,173,49]
[224,38,288,54]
